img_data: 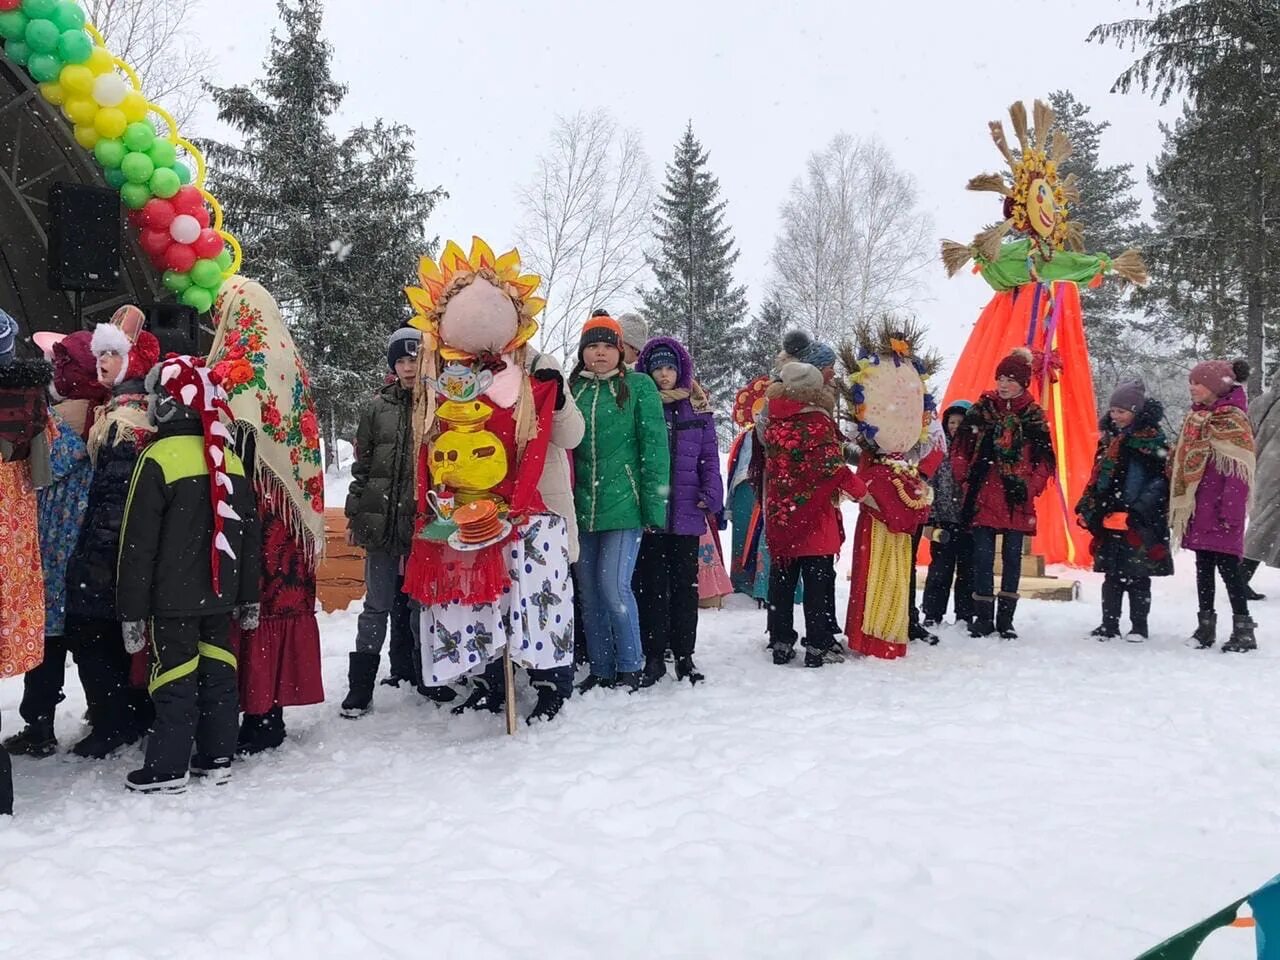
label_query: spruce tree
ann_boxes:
[742,294,791,379]
[202,0,444,446]
[641,123,750,412]
[1090,1,1280,392]
[1045,91,1144,390]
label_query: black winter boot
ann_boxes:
[909,621,940,645]
[237,707,286,756]
[675,656,705,685]
[1090,623,1121,641]
[417,683,458,705]
[969,597,996,638]
[1222,616,1257,653]
[642,656,667,685]
[769,640,797,665]
[1192,612,1217,649]
[577,674,616,694]
[190,754,233,785]
[71,726,138,759]
[451,677,504,715]
[996,595,1019,640]
[617,670,655,693]
[3,721,57,758]
[526,685,565,724]
[340,651,380,718]
[125,767,189,794]
[803,643,845,668]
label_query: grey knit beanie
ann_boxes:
[616,312,649,352]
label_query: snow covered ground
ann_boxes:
[1,557,1277,959]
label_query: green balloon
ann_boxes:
[120,150,154,184]
[174,161,192,185]
[163,270,193,294]
[0,12,28,42]
[27,49,60,82]
[56,27,88,63]
[21,0,59,19]
[23,16,58,53]
[50,1,84,32]
[93,137,125,169]
[149,166,180,199]
[147,139,176,168]
[181,285,214,314]
[190,258,221,289]
[215,249,233,271]
[120,181,151,210]
[121,120,155,153]
[103,167,126,189]
[5,38,31,66]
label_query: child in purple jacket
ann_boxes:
[1170,359,1257,652]
[634,337,725,685]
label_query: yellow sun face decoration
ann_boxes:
[1027,177,1058,239]
[404,236,546,362]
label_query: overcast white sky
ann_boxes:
[185,0,1175,370]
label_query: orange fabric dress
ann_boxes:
[0,459,45,678]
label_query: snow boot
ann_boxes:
[190,754,233,786]
[1222,616,1257,653]
[909,620,940,645]
[1090,623,1121,642]
[803,643,845,668]
[1245,586,1267,602]
[340,651,380,719]
[675,655,705,685]
[996,595,1019,640]
[417,683,458,705]
[769,641,797,666]
[125,767,189,794]
[642,656,667,686]
[1191,612,1217,649]
[526,685,565,725]
[617,670,655,693]
[71,726,138,760]
[969,597,996,638]
[3,722,57,759]
[451,677,504,715]
[577,674,616,694]
[237,707,286,756]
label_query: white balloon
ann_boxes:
[92,74,128,108]
[169,214,201,245]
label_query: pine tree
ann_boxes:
[641,123,750,412]
[1045,91,1144,391]
[742,294,791,379]
[1090,1,1280,392]
[202,0,444,446]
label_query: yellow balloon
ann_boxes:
[85,47,114,76]
[39,82,66,107]
[74,125,100,150]
[120,91,148,124]
[60,64,95,97]
[93,107,127,139]
[63,96,98,127]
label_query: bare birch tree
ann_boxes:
[517,109,653,365]
[770,135,933,344]
[83,0,211,126]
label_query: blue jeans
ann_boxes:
[970,528,1024,599]
[576,530,644,679]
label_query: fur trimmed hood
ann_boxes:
[636,335,694,389]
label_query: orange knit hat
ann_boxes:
[579,314,624,356]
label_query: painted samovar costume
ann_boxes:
[940,99,1147,566]
[839,320,938,660]
[400,239,573,692]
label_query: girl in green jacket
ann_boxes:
[570,314,670,692]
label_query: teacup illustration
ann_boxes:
[432,362,494,403]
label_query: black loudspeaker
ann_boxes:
[144,303,199,357]
[47,182,122,292]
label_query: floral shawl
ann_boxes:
[208,277,325,562]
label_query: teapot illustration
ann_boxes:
[430,362,494,404]
[429,397,509,504]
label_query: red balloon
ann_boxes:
[172,186,204,216]
[126,209,146,231]
[164,243,197,274]
[140,228,172,258]
[192,205,211,229]
[0,0,20,11]
[148,248,170,271]
[192,228,224,259]
[141,198,176,231]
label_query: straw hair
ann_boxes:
[974,219,1014,263]
[966,173,1011,197]
[989,121,1013,166]
[1051,129,1073,165]
[1032,99,1053,151]
[1111,249,1149,286]
[941,240,975,277]
[1060,173,1081,205]
[1009,101,1031,154]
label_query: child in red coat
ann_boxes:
[950,348,1055,639]
[760,361,867,667]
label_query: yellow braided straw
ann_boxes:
[861,517,912,648]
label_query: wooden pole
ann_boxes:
[503,645,517,736]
